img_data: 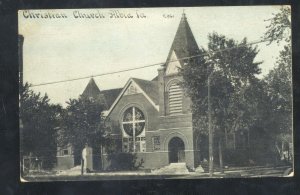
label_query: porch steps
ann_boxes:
[151,163,189,174]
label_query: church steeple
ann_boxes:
[82,77,101,99]
[165,12,200,75]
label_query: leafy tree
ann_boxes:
[264,45,292,137]
[102,123,144,171]
[180,33,262,168]
[264,6,291,44]
[58,96,108,167]
[20,83,62,169]
[107,152,144,171]
[58,96,144,171]
[263,6,292,161]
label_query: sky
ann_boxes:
[18,6,289,107]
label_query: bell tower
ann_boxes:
[158,12,200,116]
[156,12,201,169]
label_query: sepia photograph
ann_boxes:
[18,6,293,181]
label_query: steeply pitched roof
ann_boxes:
[132,78,158,105]
[104,78,159,117]
[81,78,122,109]
[165,13,200,67]
[82,78,101,99]
[100,88,123,109]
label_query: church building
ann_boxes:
[102,13,200,170]
[56,13,248,170]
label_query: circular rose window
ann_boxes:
[122,107,145,137]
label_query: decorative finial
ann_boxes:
[182,9,186,19]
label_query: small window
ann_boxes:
[63,149,69,155]
[128,85,137,94]
[135,142,140,152]
[141,142,146,152]
[123,144,128,153]
[152,136,160,151]
[125,85,138,95]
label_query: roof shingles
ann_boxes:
[81,78,122,109]
[131,78,158,105]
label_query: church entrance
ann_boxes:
[168,137,185,163]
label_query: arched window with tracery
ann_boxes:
[168,82,183,115]
[121,106,146,152]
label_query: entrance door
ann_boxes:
[168,137,185,163]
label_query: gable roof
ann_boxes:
[165,13,200,67]
[105,78,159,117]
[131,78,158,105]
[81,78,122,109]
[100,88,123,109]
[82,78,101,99]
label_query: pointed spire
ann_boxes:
[82,77,101,99]
[165,12,200,67]
[182,9,186,20]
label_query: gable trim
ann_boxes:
[105,78,159,117]
[165,50,182,75]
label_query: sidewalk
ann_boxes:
[21,165,292,181]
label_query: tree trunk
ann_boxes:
[287,143,290,161]
[219,139,224,173]
[208,75,214,177]
[101,144,104,171]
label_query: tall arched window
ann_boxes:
[122,106,146,152]
[168,83,183,115]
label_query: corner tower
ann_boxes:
[158,13,200,116]
[165,12,200,75]
[156,13,201,169]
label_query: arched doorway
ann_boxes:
[168,137,185,163]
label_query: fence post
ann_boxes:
[81,158,84,175]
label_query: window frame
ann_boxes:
[120,105,147,153]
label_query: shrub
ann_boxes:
[107,152,144,171]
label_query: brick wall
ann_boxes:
[108,93,159,135]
